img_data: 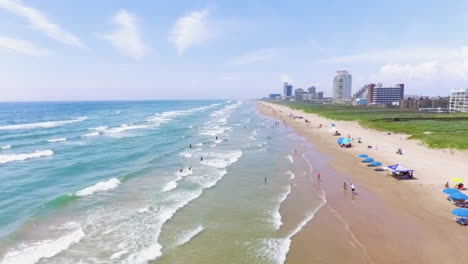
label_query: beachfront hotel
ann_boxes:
[449,89,468,112]
[332,70,352,99]
[367,83,405,105]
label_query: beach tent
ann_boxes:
[452,208,468,217]
[388,164,414,179]
[443,188,461,195]
[362,158,374,163]
[450,192,468,201]
[358,154,368,158]
[387,164,413,173]
[369,161,382,166]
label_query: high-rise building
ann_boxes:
[283,82,293,97]
[367,83,404,105]
[317,91,324,99]
[449,89,468,112]
[294,88,305,101]
[333,71,352,99]
[307,86,316,96]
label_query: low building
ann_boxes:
[450,89,468,113]
[268,94,281,100]
[400,96,449,110]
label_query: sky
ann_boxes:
[1,0,468,101]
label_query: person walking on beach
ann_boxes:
[317,172,321,181]
[350,183,355,194]
[343,182,347,190]
[264,176,267,183]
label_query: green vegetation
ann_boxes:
[278,102,468,150]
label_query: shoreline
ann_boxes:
[258,101,468,264]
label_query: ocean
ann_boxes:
[0,100,325,264]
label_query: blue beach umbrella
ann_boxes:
[358,154,368,158]
[443,188,461,195]
[450,192,468,200]
[452,208,468,217]
[331,124,336,126]
[362,158,374,163]
[369,161,382,166]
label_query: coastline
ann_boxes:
[258,101,468,264]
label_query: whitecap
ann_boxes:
[0,117,87,130]
[81,132,99,138]
[1,145,11,150]
[47,137,67,142]
[0,150,54,164]
[75,178,121,197]
[286,155,294,164]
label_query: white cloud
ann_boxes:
[0,35,49,56]
[169,8,209,56]
[0,0,84,48]
[226,48,278,65]
[317,48,456,64]
[99,9,148,60]
[377,61,440,80]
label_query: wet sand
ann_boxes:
[258,102,468,264]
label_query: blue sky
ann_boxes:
[1,0,468,100]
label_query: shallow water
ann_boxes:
[0,101,325,264]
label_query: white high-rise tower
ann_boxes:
[333,71,352,99]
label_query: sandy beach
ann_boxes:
[258,101,468,264]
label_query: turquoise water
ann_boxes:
[0,101,325,264]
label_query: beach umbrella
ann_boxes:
[450,192,468,200]
[452,208,468,217]
[356,137,362,140]
[331,124,336,126]
[443,188,461,194]
[358,154,368,158]
[362,158,374,163]
[451,178,464,183]
[369,161,382,166]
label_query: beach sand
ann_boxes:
[258,101,468,264]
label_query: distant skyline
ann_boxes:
[1,0,468,101]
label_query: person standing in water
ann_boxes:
[201,157,203,161]
[189,144,192,148]
[264,176,267,183]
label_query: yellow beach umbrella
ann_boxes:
[452,178,464,183]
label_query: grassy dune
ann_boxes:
[279,102,468,150]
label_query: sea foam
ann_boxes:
[0,150,54,164]
[0,223,85,264]
[175,225,204,247]
[75,178,121,197]
[0,117,87,130]
[201,150,243,169]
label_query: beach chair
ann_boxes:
[456,217,468,226]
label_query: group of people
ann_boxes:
[316,172,356,194]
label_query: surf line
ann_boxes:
[327,204,375,264]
